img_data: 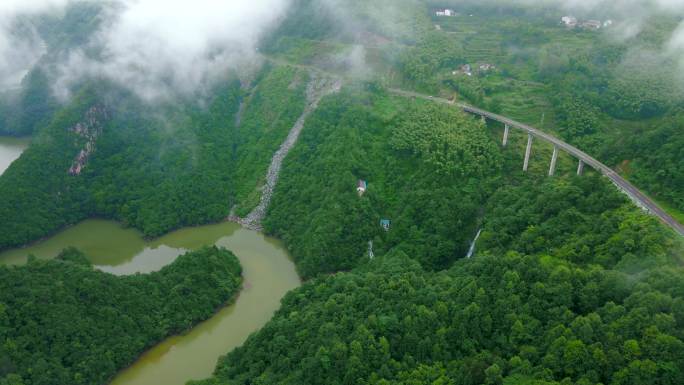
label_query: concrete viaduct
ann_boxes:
[389,88,684,237]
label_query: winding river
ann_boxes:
[0,220,301,385]
[0,136,29,174]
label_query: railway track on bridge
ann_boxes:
[388,88,684,237]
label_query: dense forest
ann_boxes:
[479,177,679,272]
[0,1,683,384]
[196,252,684,385]
[265,81,680,278]
[0,2,107,136]
[268,0,684,217]
[0,246,242,385]
[265,86,502,278]
[195,30,684,380]
[2,0,682,249]
[0,63,309,250]
[196,175,684,385]
[254,0,684,219]
[399,1,684,217]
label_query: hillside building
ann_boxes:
[561,16,578,28]
[436,9,456,17]
[357,180,367,196]
[582,20,602,30]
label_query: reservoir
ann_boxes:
[0,220,301,385]
[0,136,29,174]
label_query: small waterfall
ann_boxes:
[466,228,482,259]
[234,100,246,127]
[368,240,374,259]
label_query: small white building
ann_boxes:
[357,180,367,196]
[603,20,614,27]
[436,9,456,17]
[561,16,578,28]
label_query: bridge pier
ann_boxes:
[503,124,509,146]
[577,160,584,175]
[549,146,559,176]
[481,115,486,124]
[523,133,533,172]
[386,88,684,237]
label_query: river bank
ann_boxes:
[0,220,301,385]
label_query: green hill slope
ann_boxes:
[0,246,242,385]
[0,64,308,250]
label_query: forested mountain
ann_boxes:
[265,84,681,276]
[195,72,684,385]
[408,1,684,218]
[0,246,242,385]
[195,173,683,385]
[255,0,684,219]
[0,64,308,249]
[0,1,682,384]
[266,86,501,277]
[192,88,683,385]
[0,2,109,136]
[2,0,681,248]
[195,252,684,385]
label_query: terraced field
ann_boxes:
[436,16,506,63]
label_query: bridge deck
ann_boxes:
[388,88,684,237]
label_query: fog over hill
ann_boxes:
[0,0,292,100]
[3,0,684,98]
[436,0,684,41]
[0,1,69,88]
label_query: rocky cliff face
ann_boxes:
[68,106,108,175]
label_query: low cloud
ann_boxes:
[0,27,42,89]
[557,0,684,42]
[467,0,684,82]
[0,0,69,89]
[558,0,684,80]
[562,0,683,10]
[0,0,69,14]
[58,0,292,101]
[2,0,292,100]
[5,0,684,99]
